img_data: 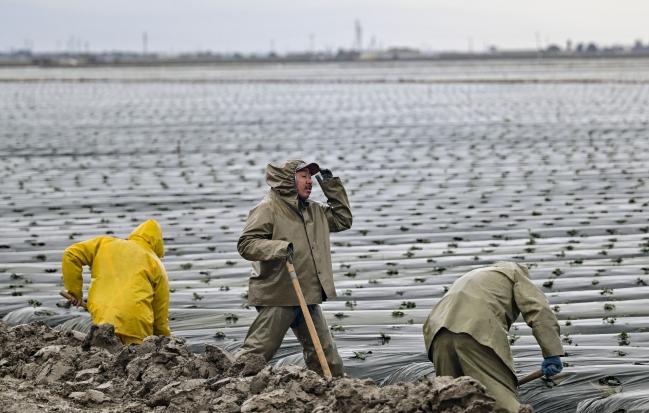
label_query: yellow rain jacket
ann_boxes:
[62,219,170,342]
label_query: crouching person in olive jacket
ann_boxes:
[423,261,564,413]
[236,160,352,377]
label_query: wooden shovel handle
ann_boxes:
[518,369,543,386]
[286,261,332,378]
[60,290,87,309]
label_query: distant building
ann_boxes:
[546,44,561,53]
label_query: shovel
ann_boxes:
[60,290,87,310]
[518,369,543,386]
[518,369,560,388]
[286,258,333,378]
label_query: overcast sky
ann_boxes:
[3,0,649,53]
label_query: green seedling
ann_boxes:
[225,313,239,324]
[508,333,519,345]
[378,332,391,345]
[618,331,630,346]
[351,351,371,360]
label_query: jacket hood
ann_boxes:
[128,219,165,258]
[266,160,304,197]
[493,261,530,279]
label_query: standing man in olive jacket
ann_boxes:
[237,159,352,376]
[423,261,564,413]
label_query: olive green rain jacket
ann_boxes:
[238,160,353,306]
[423,261,564,377]
[62,219,171,341]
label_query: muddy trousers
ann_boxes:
[432,329,519,413]
[238,305,344,377]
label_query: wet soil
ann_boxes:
[0,321,497,412]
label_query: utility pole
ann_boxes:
[354,19,363,52]
[142,31,148,55]
[369,35,377,51]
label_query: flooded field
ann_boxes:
[1,59,649,411]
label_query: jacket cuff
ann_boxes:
[273,240,292,259]
[319,176,343,195]
[71,290,83,301]
[533,325,565,357]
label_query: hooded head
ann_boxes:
[265,160,320,200]
[494,261,530,279]
[128,219,165,258]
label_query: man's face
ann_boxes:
[295,169,313,200]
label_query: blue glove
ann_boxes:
[541,356,563,377]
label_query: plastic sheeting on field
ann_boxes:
[379,361,434,385]
[2,306,90,332]
[353,358,649,413]
[3,63,649,413]
[519,366,649,413]
[577,389,649,413]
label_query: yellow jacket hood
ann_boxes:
[128,219,164,258]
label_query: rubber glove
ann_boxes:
[286,243,294,261]
[316,169,333,184]
[541,356,563,377]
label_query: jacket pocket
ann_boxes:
[254,259,284,280]
[249,261,262,278]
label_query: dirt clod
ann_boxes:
[518,404,534,413]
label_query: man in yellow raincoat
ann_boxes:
[61,219,171,345]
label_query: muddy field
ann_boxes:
[0,322,498,412]
[1,59,649,412]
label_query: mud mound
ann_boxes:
[0,321,497,412]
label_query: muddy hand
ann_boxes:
[60,290,87,309]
